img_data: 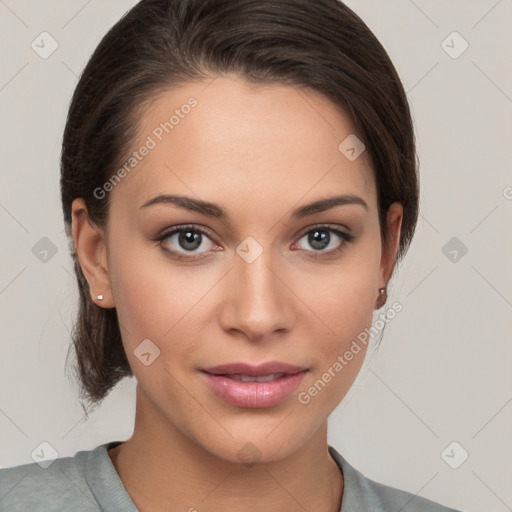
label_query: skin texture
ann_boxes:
[72,74,403,512]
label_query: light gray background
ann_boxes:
[1,1,511,511]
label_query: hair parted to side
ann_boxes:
[61,0,419,413]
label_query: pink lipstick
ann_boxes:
[201,361,308,408]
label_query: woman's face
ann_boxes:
[78,74,402,463]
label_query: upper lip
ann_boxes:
[202,361,308,377]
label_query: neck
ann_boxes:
[108,385,344,512]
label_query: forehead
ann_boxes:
[110,75,375,215]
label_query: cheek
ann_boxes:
[108,237,217,363]
[293,270,377,413]
[300,244,381,342]
[293,236,381,404]
[304,275,375,379]
[107,231,170,345]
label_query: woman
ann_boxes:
[0,0,462,510]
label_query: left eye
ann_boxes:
[294,227,354,254]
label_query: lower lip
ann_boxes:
[202,371,308,408]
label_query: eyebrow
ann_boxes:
[139,193,368,219]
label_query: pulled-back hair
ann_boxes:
[61,0,419,412]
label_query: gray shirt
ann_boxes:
[0,441,462,511]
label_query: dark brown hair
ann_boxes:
[61,0,419,413]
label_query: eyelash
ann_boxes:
[154,224,356,261]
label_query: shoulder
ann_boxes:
[328,446,463,512]
[0,446,103,511]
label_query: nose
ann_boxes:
[219,247,295,341]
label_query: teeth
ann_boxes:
[229,373,285,382]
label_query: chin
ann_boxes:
[197,426,308,467]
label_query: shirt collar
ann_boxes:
[81,441,366,511]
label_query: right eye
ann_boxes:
[155,225,221,260]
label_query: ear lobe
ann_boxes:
[71,198,114,308]
[379,202,403,288]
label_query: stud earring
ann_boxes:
[96,294,104,301]
[375,287,387,309]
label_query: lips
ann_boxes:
[201,361,309,408]
[229,373,285,382]
[202,361,307,377]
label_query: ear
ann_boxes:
[378,202,403,290]
[71,198,114,308]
